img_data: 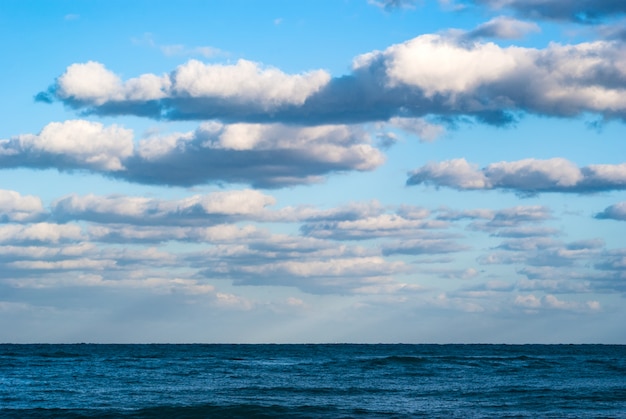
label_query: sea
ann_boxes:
[1,344,625,418]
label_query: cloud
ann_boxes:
[50,59,329,115]
[595,202,626,221]
[52,190,276,225]
[474,206,553,228]
[0,190,46,223]
[479,237,605,268]
[407,158,626,194]
[196,252,411,294]
[301,211,449,240]
[351,35,626,122]
[0,120,133,171]
[1,121,384,188]
[87,224,264,244]
[43,35,626,124]
[598,21,626,40]
[128,122,384,188]
[430,267,480,279]
[387,117,446,142]
[368,0,419,11]
[382,238,469,255]
[464,16,540,39]
[0,223,84,244]
[469,0,626,24]
[514,294,600,312]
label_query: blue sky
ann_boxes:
[1,0,625,343]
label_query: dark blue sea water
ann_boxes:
[1,344,624,418]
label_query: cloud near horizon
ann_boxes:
[6,185,599,296]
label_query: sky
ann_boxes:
[1,0,625,344]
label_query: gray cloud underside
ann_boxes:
[407,158,626,194]
[595,202,626,221]
[0,120,383,188]
[42,35,626,126]
[469,0,626,23]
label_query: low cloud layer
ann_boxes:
[42,34,626,125]
[407,158,626,194]
[1,121,384,188]
[51,189,276,225]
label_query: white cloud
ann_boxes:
[1,120,134,171]
[8,258,115,271]
[1,120,383,188]
[0,243,94,260]
[0,223,83,244]
[0,190,45,222]
[171,59,330,108]
[57,62,125,104]
[407,159,488,189]
[57,61,171,104]
[408,158,626,194]
[514,294,601,312]
[53,189,276,225]
[357,34,522,97]
[302,213,448,240]
[46,35,626,124]
[354,35,626,119]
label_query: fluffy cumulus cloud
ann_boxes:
[354,35,626,122]
[48,59,330,118]
[43,35,626,124]
[407,158,626,194]
[0,190,45,223]
[1,120,384,188]
[0,120,133,171]
[170,59,330,108]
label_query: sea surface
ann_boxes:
[1,344,625,418]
